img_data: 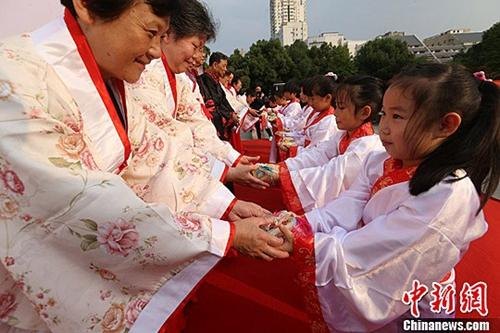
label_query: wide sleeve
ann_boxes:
[284,148,364,213]
[285,131,345,171]
[176,76,240,166]
[298,115,338,153]
[304,150,386,233]
[0,71,233,332]
[283,103,303,131]
[297,178,487,331]
[124,69,236,218]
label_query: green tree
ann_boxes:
[309,43,355,77]
[285,40,314,79]
[454,22,500,76]
[228,49,250,88]
[355,38,416,80]
[242,39,293,92]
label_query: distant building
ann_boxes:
[423,29,483,62]
[381,30,483,63]
[307,32,366,56]
[270,0,308,46]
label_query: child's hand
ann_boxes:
[278,224,294,253]
[251,163,280,186]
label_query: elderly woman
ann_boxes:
[126,0,270,197]
[0,1,288,332]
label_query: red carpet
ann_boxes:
[175,140,499,332]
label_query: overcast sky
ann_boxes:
[1,0,499,55]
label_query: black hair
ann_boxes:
[246,89,257,98]
[307,75,336,107]
[209,51,228,66]
[61,0,178,21]
[274,87,285,98]
[169,0,217,42]
[390,63,499,211]
[283,79,301,96]
[301,77,313,97]
[335,75,385,124]
[231,75,241,86]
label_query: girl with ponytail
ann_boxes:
[274,63,499,332]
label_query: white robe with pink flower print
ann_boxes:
[0,19,233,333]
[135,62,241,169]
[124,66,236,218]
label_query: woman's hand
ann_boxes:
[233,217,290,261]
[227,200,271,221]
[226,165,270,189]
[238,155,260,165]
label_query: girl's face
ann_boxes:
[309,93,332,112]
[380,86,442,167]
[334,93,367,132]
[276,96,287,106]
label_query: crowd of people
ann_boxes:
[0,0,498,332]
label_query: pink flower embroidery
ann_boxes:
[98,269,117,281]
[63,116,82,132]
[153,137,164,151]
[56,133,85,159]
[0,293,17,320]
[4,256,14,266]
[175,215,201,232]
[101,303,125,333]
[1,170,25,195]
[27,108,43,119]
[124,298,148,329]
[100,290,112,301]
[0,194,19,219]
[136,139,150,158]
[97,219,139,257]
[80,149,99,170]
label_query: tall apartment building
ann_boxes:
[270,0,308,46]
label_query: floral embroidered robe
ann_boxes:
[0,17,233,333]
[123,63,236,219]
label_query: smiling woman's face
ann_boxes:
[78,0,169,82]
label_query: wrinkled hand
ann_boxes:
[238,155,261,165]
[226,165,270,189]
[228,200,271,221]
[233,216,290,261]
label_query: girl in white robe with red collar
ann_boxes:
[277,76,386,214]
[280,76,339,157]
[278,64,499,332]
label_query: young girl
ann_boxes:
[277,63,499,332]
[257,76,385,214]
[279,75,338,156]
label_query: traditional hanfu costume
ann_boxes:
[280,122,382,214]
[290,150,487,332]
[0,13,234,333]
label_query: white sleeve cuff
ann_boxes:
[209,218,231,257]
[199,183,235,218]
[227,149,241,166]
[210,159,228,181]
